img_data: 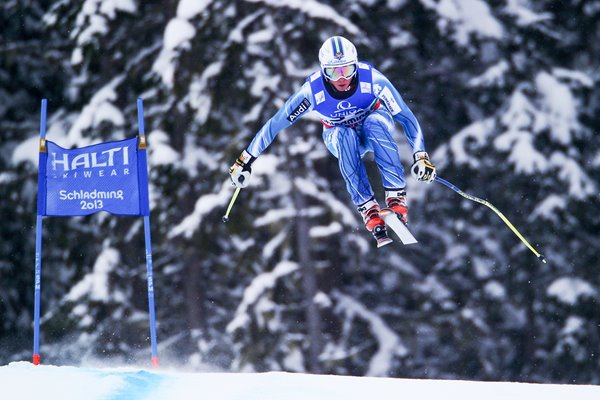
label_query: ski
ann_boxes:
[379,208,418,245]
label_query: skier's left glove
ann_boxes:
[411,151,436,183]
[229,150,256,188]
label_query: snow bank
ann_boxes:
[2,361,600,400]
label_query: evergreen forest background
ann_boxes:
[1,0,599,383]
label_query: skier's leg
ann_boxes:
[362,110,409,223]
[361,110,406,190]
[323,126,392,246]
[322,126,374,206]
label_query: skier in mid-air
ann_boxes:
[229,36,436,247]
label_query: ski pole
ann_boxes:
[222,187,241,223]
[435,176,546,263]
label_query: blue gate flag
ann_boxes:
[33,98,158,368]
[38,137,149,216]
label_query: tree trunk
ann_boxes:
[184,248,207,344]
[292,157,322,373]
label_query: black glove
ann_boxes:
[410,151,436,183]
[229,150,256,188]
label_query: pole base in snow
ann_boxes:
[151,357,159,368]
[32,354,40,365]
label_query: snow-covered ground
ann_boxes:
[2,361,600,400]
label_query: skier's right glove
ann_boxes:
[229,150,256,188]
[411,151,436,183]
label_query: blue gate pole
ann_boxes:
[144,216,159,368]
[137,98,159,367]
[33,99,48,365]
[33,216,42,365]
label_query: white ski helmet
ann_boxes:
[319,36,358,80]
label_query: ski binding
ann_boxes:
[379,208,418,245]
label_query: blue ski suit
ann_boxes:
[246,62,426,206]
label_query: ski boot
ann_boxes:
[385,189,408,225]
[358,199,393,248]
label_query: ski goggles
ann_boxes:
[323,64,357,81]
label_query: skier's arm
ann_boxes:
[246,83,314,157]
[372,68,425,153]
[373,68,436,182]
[229,83,314,188]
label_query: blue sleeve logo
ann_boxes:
[286,97,312,123]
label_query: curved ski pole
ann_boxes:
[435,176,546,263]
[222,187,241,223]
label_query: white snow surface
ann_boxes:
[169,182,235,239]
[531,194,566,220]
[66,77,126,147]
[503,0,552,26]
[11,135,40,167]
[2,361,600,400]
[468,60,510,87]
[547,277,597,306]
[153,0,212,87]
[227,261,299,334]
[245,0,361,36]
[333,291,408,376]
[448,118,494,168]
[421,0,504,46]
[153,0,361,87]
[535,71,578,145]
[65,247,119,302]
[147,130,180,166]
[69,0,137,65]
[177,0,212,20]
